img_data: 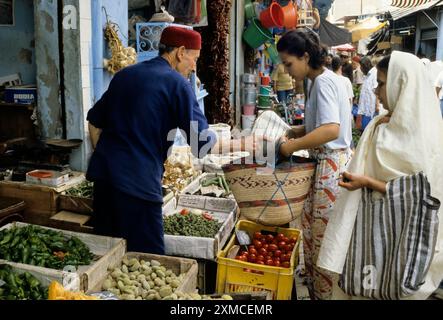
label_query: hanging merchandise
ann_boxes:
[259,1,284,29]
[297,0,315,28]
[281,1,298,30]
[243,19,273,49]
[264,42,281,64]
[168,0,195,24]
[103,21,137,75]
[193,0,208,27]
[245,0,257,20]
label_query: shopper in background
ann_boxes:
[356,56,379,131]
[276,29,353,300]
[351,56,364,87]
[331,56,354,110]
[272,63,295,105]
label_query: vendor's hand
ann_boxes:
[279,136,297,158]
[339,172,368,191]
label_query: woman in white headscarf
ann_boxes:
[317,51,443,300]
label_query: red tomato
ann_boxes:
[265,234,274,243]
[254,232,262,240]
[240,256,248,262]
[276,233,285,242]
[289,237,297,244]
[253,240,262,249]
[282,236,289,243]
[273,256,280,262]
[256,260,265,265]
[259,248,267,256]
[257,255,265,262]
[260,236,266,243]
[249,247,257,255]
[278,241,286,250]
[266,259,274,266]
[262,244,269,251]
[274,260,281,267]
[248,254,257,263]
[284,244,292,252]
[274,250,282,257]
[235,256,242,260]
[242,252,249,258]
[268,244,278,252]
[180,209,190,216]
[281,254,289,262]
[266,252,273,259]
[281,261,290,268]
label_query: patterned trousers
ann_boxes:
[302,147,352,300]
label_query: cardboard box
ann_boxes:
[5,85,37,104]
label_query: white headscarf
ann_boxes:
[317,51,443,299]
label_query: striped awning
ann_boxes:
[390,0,433,8]
[389,0,443,20]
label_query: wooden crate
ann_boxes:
[48,211,94,234]
[0,172,86,223]
[88,252,198,294]
[58,195,93,215]
[0,222,126,292]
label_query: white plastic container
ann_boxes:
[242,115,257,131]
[209,123,231,141]
[26,170,70,187]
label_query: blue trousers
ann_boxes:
[92,181,164,254]
[440,99,443,117]
[277,90,293,104]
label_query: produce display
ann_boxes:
[0,265,48,300]
[48,281,98,300]
[162,157,200,195]
[196,175,231,198]
[63,180,94,198]
[163,210,222,238]
[102,257,188,300]
[0,225,94,269]
[235,232,298,269]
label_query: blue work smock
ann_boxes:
[86,56,216,203]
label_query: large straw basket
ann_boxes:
[222,157,316,226]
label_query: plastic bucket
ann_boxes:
[242,115,257,130]
[265,43,281,64]
[261,76,271,86]
[259,2,284,29]
[243,105,256,116]
[282,1,298,29]
[242,87,257,105]
[245,0,256,20]
[259,85,272,96]
[258,95,272,107]
[243,19,273,49]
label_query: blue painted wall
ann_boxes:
[0,0,36,84]
[91,0,128,103]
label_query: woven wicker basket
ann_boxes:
[222,157,316,226]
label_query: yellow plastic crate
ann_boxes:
[216,220,301,300]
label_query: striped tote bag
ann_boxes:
[339,172,440,299]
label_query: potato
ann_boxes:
[154,278,165,287]
[151,260,161,267]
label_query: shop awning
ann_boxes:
[390,0,433,8]
[347,17,388,42]
[318,17,352,47]
[388,0,443,20]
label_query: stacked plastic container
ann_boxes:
[241,73,258,131]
